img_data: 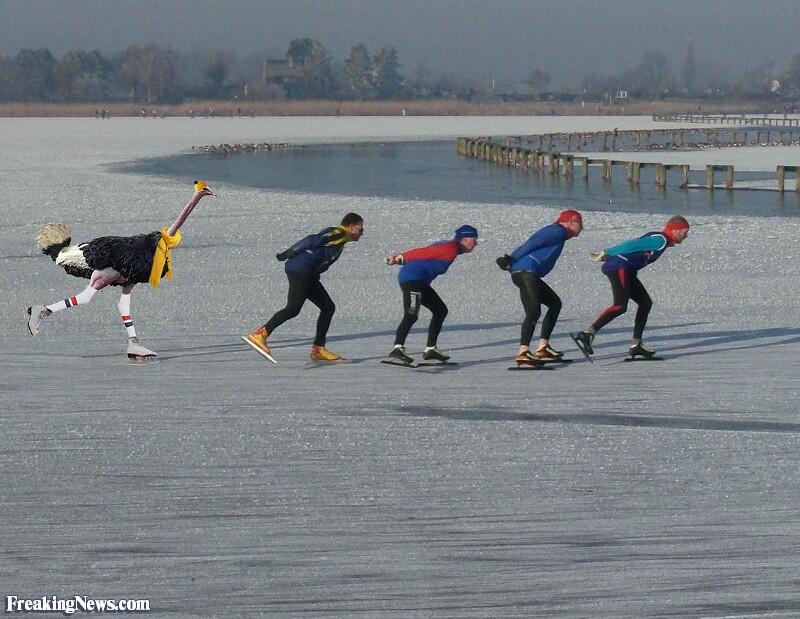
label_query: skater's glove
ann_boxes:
[495,254,513,271]
[590,251,607,262]
[385,254,404,265]
[276,249,296,262]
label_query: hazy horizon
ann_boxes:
[2,0,799,88]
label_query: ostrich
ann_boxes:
[27,180,215,361]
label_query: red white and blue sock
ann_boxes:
[46,286,97,313]
[117,293,137,338]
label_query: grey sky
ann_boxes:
[1,0,798,87]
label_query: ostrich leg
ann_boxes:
[119,283,157,361]
[26,270,112,336]
[27,267,122,337]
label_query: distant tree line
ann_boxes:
[3,38,800,104]
[0,38,480,103]
[579,42,800,103]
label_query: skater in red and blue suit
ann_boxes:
[573,215,690,359]
[496,209,583,366]
[384,225,478,364]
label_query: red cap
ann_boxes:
[556,209,582,224]
[663,219,690,233]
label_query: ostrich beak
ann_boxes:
[193,180,215,196]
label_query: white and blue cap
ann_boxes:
[454,225,478,240]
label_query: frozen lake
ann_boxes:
[3,116,800,617]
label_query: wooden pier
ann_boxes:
[457,136,799,193]
[653,113,800,127]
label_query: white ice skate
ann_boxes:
[26,305,51,336]
[127,337,158,362]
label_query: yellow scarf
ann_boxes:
[149,227,182,288]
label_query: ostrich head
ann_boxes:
[193,180,215,197]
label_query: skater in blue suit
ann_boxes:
[496,209,583,366]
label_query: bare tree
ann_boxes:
[344,44,375,99]
[205,50,232,97]
[117,45,179,102]
[525,69,551,94]
[683,39,696,95]
[55,49,112,101]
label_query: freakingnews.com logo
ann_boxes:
[5,595,150,615]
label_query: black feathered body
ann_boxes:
[77,231,165,283]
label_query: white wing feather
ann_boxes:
[55,245,90,270]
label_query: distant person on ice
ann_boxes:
[243,213,364,363]
[496,210,583,367]
[384,225,478,364]
[572,215,690,359]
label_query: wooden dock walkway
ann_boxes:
[653,113,800,127]
[457,136,800,192]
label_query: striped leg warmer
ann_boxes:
[46,285,97,313]
[117,293,137,338]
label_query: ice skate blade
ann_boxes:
[241,336,277,363]
[127,354,159,364]
[569,334,594,363]
[508,364,555,371]
[416,361,457,367]
[381,359,417,368]
[623,355,664,362]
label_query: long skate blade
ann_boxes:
[415,361,458,367]
[569,334,594,364]
[127,355,159,365]
[380,359,418,368]
[241,336,277,363]
[623,356,664,362]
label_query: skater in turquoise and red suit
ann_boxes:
[572,215,689,359]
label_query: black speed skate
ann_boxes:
[571,331,595,356]
[628,342,655,358]
[422,347,450,362]
[388,347,414,364]
[381,346,419,368]
[625,342,663,361]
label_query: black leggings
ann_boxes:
[591,269,652,339]
[264,271,335,346]
[511,271,562,345]
[394,280,448,348]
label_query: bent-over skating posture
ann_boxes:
[572,215,690,359]
[384,225,478,365]
[27,180,215,361]
[243,213,364,363]
[497,210,583,367]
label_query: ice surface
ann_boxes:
[2,117,800,617]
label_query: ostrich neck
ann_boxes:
[167,194,200,236]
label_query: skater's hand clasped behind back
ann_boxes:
[495,254,513,271]
[385,254,405,265]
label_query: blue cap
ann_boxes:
[454,225,478,240]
